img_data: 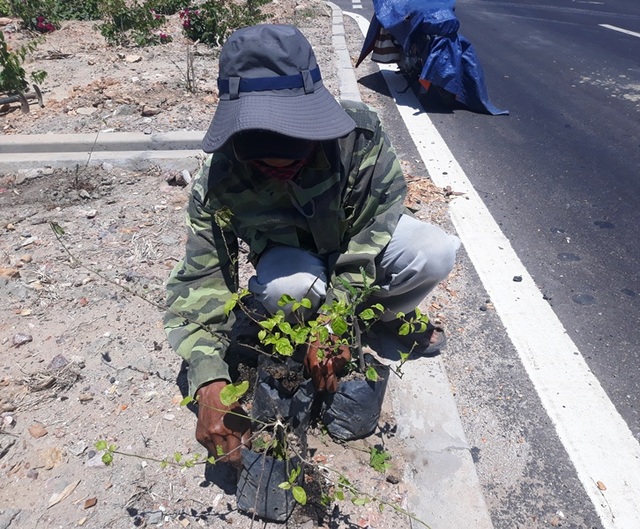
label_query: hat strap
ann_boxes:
[218,67,321,99]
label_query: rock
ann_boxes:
[85,452,106,468]
[125,55,142,63]
[69,440,88,456]
[146,511,164,525]
[83,497,97,509]
[75,107,96,116]
[12,333,33,347]
[0,268,20,279]
[102,162,114,172]
[141,106,161,117]
[0,509,21,529]
[28,423,48,438]
[78,189,91,199]
[47,354,70,372]
[26,468,39,480]
[41,447,64,470]
[113,104,137,116]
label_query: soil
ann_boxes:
[0,3,453,529]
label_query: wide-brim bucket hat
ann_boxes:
[202,24,356,154]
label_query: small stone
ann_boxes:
[102,162,114,172]
[141,106,161,117]
[78,189,91,199]
[12,333,32,347]
[386,474,400,484]
[28,423,48,438]
[86,452,106,468]
[69,440,88,456]
[41,447,64,470]
[27,468,39,479]
[513,275,523,282]
[75,107,96,116]
[20,254,33,263]
[70,355,86,369]
[125,55,142,63]
[146,511,163,525]
[163,413,175,421]
[83,497,98,509]
[47,354,70,372]
[78,394,94,403]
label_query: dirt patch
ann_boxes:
[0,4,451,528]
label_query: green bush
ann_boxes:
[97,0,168,46]
[54,0,102,21]
[180,0,271,47]
[0,31,47,94]
[146,0,190,16]
[8,0,59,32]
[0,0,11,17]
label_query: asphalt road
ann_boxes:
[339,0,640,527]
[440,0,640,438]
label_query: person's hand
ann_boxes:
[195,380,251,468]
[304,335,351,392]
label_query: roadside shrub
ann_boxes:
[0,31,47,94]
[54,0,102,20]
[98,0,168,47]
[0,0,11,17]
[7,0,60,32]
[146,0,190,16]
[180,0,271,47]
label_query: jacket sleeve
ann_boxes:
[164,160,239,397]
[327,106,407,304]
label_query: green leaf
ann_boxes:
[179,395,194,407]
[50,221,65,236]
[216,445,224,457]
[292,486,307,505]
[332,316,348,336]
[335,490,345,501]
[398,322,411,336]
[258,329,267,341]
[278,481,291,490]
[359,308,376,321]
[95,440,107,451]
[300,298,312,309]
[102,452,113,465]
[365,366,379,382]
[207,456,217,465]
[219,380,249,406]
[223,296,237,316]
[174,452,182,463]
[289,465,301,483]
[278,322,293,335]
[369,446,391,473]
[277,294,296,306]
[352,497,369,506]
[275,337,294,356]
[160,460,168,469]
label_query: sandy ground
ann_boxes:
[0,3,456,528]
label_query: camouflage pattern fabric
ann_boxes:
[164,101,407,396]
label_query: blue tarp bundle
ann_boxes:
[356,0,508,115]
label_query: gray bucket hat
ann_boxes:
[201,24,356,154]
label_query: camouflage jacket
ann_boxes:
[164,101,407,396]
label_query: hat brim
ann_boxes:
[202,86,356,153]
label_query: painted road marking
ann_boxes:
[599,24,640,38]
[346,10,640,529]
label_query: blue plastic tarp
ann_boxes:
[357,0,508,115]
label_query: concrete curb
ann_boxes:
[0,131,205,173]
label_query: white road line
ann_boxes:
[599,24,640,38]
[346,11,640,529]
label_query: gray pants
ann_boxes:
[248,215,460,321]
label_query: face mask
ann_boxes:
[250,158,308,182]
